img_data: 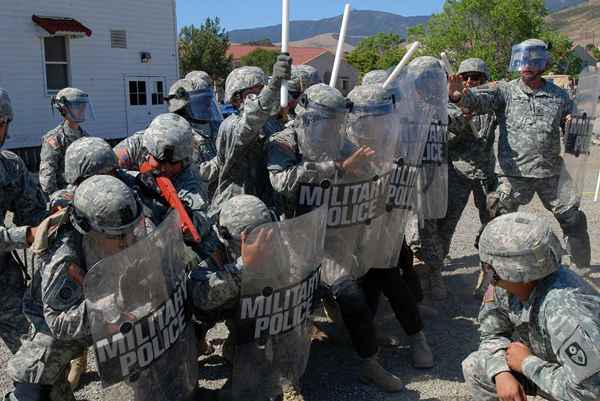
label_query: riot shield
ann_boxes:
[312,87,400,282]
[559,68,600,204]
[381,70,437,268]
[231,205,327,401]
[84,212,198,401]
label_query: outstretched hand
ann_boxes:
[448,74,465,101]
[241,228,274,268]
[339,145,375,175]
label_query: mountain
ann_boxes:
[227,10,430,45]
[288,33,355,54]
[546,0,600,46]
[545,0,588,11]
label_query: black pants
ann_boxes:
[397,240,423,303]
[332,247,424,358]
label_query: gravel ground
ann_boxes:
[1,147,599,401]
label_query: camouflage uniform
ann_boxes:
[458,73,591,267]
[362,70,389,86]
[0,89,48,354]
[7,176,142,401]
[211,56,291,215]
[289,65,321,94]
[463,212,600,401]
[39,88,90,196]
[438,59,497,257]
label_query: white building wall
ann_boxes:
[0,0,179,149]
[307,52,359,95]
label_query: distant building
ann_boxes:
[0,0,178,166]
[227,44,359,95]
[572,45,598,68]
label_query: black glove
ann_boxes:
[270,53,292,88]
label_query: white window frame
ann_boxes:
[41,35,71,96]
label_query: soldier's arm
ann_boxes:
[457,82,507,116]
[113,133,145,171]
[0,226,30,253]
[188,262,241,312]
[199,157,219,185]
[477,286,515,381]
[266,131,336,195]
[521,305,600,401]
[40,233,89,341]
[9,156,48,226]
[38,135,61,196]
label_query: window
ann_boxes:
[151,81,164,105]
[129,81,147,105]
[111,30,127,48]
[340,77,350,91]
[44,36,69,92]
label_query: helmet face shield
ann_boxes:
[297,102,347,162]
[187,89,223,123]
[509,44,550,72]
[62,98,95,123]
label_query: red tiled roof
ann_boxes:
[227,44,330,65]
[32,15,92,37]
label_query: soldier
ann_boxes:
[211,54,291,214]
[6,176,145,401]
[39,88,92,196]
[287,65,321,117]
[164,78,222,196]
[448,39,591,268]
[361,69,389,85]
[439,58,498,258]
[185,70,212,89]
[462,212,600,401]
[0,88,47,354]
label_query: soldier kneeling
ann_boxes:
[463,212,600,401]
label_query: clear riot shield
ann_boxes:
[84,212,198,401]
[415,112,449,220]
[559,68,600,204]
[381,71,437,268]
[300,93,401,284]
[231,205,327,401]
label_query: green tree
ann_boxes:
[408,0,582,79]
[178,17,233,84]
[240,48,279,75]
[590,46,600,61]
[346,33,407,78]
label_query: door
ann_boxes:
[126,76,167,134]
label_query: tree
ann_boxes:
[408,0,582,79]
[243,39,274,46]
[346,33,407,78]
[240,48,279,75]
[178,17,233,84]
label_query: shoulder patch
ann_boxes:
[46,135,61,150]
[559,325,600,384]
[483,285,496,304]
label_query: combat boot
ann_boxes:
[359,355,404,392]
[67,350,87,389]
[409,331,434,369]
[429,267,447,300]
[282,383,305,401]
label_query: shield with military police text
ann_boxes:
[231,205,327,401]
[84,212,198,401]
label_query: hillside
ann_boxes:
[546,0,588,11]
[227,10,429,45]
[546,0,600,45]
[287,33,355,54]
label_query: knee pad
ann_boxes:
[11,383,52,401]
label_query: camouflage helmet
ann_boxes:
[143,113,193,165]
[479,212,563,283]
[71,175,142,236]
[295,83,347,116]
[289,65,321,93]
[65,137,118,185]
[218,194,274,242]
[167,79,195,113]
[522,38,549,48]
[53,87,89,109]
[0,88,13,122]
[185,71,212,89]
[224,66,268,103]
[362,70,389,86]
[347,84,394,110]
[408,56,447,108]
[458,58,489,80]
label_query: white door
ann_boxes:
[126,76,167,134]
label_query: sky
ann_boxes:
[176,0,445,32]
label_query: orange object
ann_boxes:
[139,162,201,243]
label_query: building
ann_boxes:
[0,0,179,165]
[227,44,359,95]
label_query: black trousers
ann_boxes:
[332,241,424,358]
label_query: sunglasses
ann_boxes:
[461,73,484,82]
